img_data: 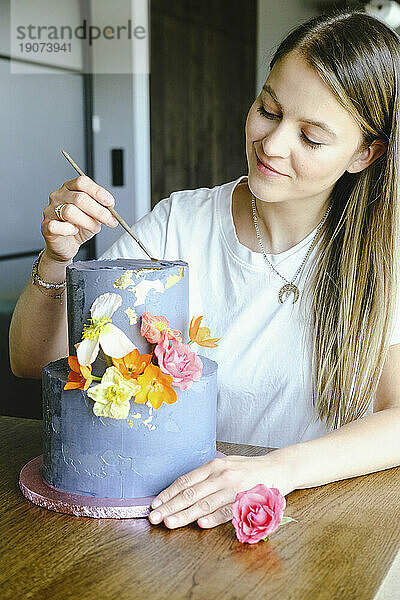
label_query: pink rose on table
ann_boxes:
[232,484,288,544]
[141,312,182,348]
[154,339,203,390]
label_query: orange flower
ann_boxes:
[64,356,93,391]
[189,316,220,347]
[112,349,152,380]
[134,363,177,410]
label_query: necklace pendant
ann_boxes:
[279,283,299,304]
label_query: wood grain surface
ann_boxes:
[1,416,400,600]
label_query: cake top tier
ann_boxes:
[66,259,190,359]
[69,258,187,272]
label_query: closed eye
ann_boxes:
[256,104,323,150]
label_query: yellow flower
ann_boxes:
[87,366,140,419]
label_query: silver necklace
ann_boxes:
[251,196,331,304]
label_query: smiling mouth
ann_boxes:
[255,152,288,177]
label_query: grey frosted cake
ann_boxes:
[42,259,218,498]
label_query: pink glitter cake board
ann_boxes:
[19,453,225,519]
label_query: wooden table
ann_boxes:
[1,416,400,600]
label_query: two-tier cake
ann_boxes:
[20,258,218,517]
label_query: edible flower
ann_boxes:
[232,484,296,544]
[77,293,136,366]
[134,363,177,410]
[64,356,93,391]
[154,339,202,390]
[87,366,140,419]
[112,349,152,380]
[189,316,220,347]
[141,311,183,349]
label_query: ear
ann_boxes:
[347,138,387,174]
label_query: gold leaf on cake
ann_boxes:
[130,278,164,307]
[124,307,138,325]
[113,270,135,290]
[143,415,156,431]
[165,266,185,289]
[127,412,142,429]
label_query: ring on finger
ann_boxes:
[54,203,67,222]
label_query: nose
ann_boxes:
[261,122,291,159]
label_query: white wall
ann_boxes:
[89,0,151,256]
[0,0,85,305]
[0,0,151,301]
[256,0,319,94]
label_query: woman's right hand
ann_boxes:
[41,175,118,263]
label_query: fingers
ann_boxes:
[64,174,115,207]
[156,490,235,529]
[42,175,117,264]
[46,182,118,233]
[58,191,117,228]
[151,457,224,507]
[147,455,270,530]
[148,458,237,529]
[149,472,223,523]
[197,504,234,528]
[54,202,104,233]
[41,218,79,238]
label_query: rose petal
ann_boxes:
[252,508,271,526]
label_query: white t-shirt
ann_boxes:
[101,175,400,448]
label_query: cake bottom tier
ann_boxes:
[42,357,217,498]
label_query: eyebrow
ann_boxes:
[262,83,337,138]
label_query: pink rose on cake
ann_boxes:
[141,311,182,349]
[154,339,203,390]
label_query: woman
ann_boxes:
[9,9,400,530]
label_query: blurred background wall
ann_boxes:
[2,0,363,419]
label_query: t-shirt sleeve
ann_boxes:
[99,195,174,261]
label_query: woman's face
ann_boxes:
[245,51,366,205]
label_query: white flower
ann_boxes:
[77,293,135,366]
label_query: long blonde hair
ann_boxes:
[269,10,400,429]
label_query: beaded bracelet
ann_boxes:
[34,283,65,301]
[31,249,67,291]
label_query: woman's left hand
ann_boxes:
[148,452,292,529]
